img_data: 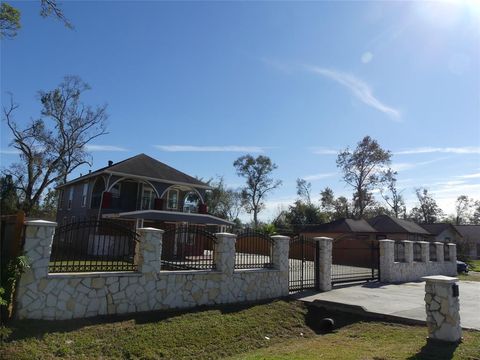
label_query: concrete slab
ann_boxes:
[293,280,480,330]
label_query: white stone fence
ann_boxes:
[15,220,290,320]
[379,240,457,283]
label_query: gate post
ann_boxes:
[314,237,332,292]
[379,239,394,283]
[137,227,164,274]
[214,233,237,275]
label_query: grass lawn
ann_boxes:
[1,300,479,360]
[466,260,480,272]
[458,271,480,282]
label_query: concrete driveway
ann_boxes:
[294,280,480,330]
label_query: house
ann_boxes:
[300,218,378,241]
[368,215,430,241]
[419,223,463,243]
[56,153,233,231]
[454,225,480,259]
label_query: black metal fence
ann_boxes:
[444,244,450,261]
[49,220,139,273]
[234,229,273,269]
[413,242,422,261]
[162,225,216,270]
[429,243,437,261]
[331,237,379,285]
[289,235,318,292]
[394,241,405,262]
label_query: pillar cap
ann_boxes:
[422,275,458,283]
[271,235,290,240]
[215,232,236,238]
[138,227,164,233]
[24,220,57,227]
[313,236,333,242]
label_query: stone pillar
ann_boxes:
[446,243,457,263]
[435,242,444,263]
[379,239,394,283]
[271,235,290,272]
[314,237,333,292]
[419,241,430,262]
[16,220,57,317]
[402,240,413,263]
[422,276,462,342]
[214,233,236,275]
[137,227,164,274]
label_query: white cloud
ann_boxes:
[391,157,448,172]
[305,65,401,120]
[361,51,373,64]
[303,172,337,181]
[311,147,338,155]
[458,172,480,179]
[0,149,20,155]
[154,145,265,153]
[85,145,128,152]
[395,146,480,155]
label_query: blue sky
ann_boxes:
[1,1,479,221]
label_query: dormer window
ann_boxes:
[167,189,179,210]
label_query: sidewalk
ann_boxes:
[293,280,480,330]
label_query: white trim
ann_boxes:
[107,177,160,198]
[107,171,212,190]
[160,185,205,204]
[102,210,234,225]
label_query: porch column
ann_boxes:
[137,227,164,274]
[214,233,237,275]
[271,235,290,272]
[314,237,333,292]
[379,239,394,283]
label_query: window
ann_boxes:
[58,189,64,209]
[111,183,121,198]
[68,187,74,210]
[81,183,88,207]
[141,185,155,210]
[167,189,179,210]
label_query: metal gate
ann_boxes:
[288,235,319,292]
[331,236,379,285]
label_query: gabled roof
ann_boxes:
[454,225,480,240]
[302,218,377,233]
[368,215,430,235]
[59,153,210,189]
[420,223,463,237]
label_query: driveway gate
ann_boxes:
[288,235,320,292]
[331,236,379,285]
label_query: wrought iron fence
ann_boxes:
[234,229,273,269]
[49,220,139,273]
[394,242,405,262]
[444,244,450,261]
[413,243,422,261]
[161,225,216,271]
[429,243,437,261]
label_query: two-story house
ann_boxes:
[56,153,233,231]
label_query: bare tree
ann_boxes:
[3,76,107,215]
[380,169,406,218]
[455,195,472,225]
[409,188,444,224]
[233,155,282,227]
[296,178,312,205]
[336,136,391,218]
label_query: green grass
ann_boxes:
[458,272,480,282]
[466,260,480,272]
[1,300,479,360]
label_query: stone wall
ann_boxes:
[379,240,457,283]
[423,276,462,342]
[15,221,289,320]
